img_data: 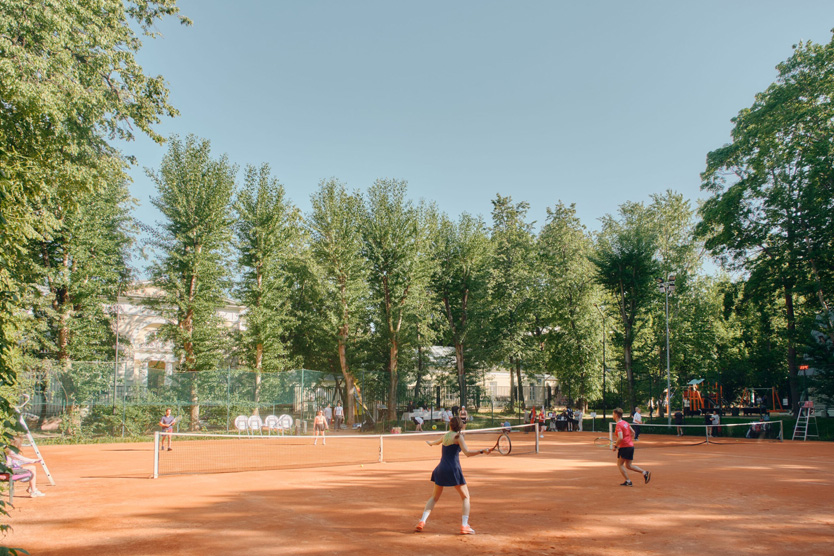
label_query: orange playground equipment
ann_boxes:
[683,379,727,414]
[739,387,784,413]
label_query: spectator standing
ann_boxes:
[632,407,643,441]
[334,401,344,431]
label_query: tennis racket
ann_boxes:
[594,436,614,449]
[489,432,512,455]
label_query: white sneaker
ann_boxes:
[30,489,45,497]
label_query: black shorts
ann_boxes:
[617,447,635,460]
[315,424,325,432]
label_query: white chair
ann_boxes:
[248,415,264,435]
[264,415,280,435]
[234,415,249,436]
[277,414,294,434]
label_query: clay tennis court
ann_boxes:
[7,431,834,555]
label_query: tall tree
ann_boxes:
[362,179,433,420]
[485,195,539,409]
[305,179,370,426]
[146,135,235,430]
[697,35,834,413]
[0,0,187,537]
[431,212,491,405]
[32,177,133,364]
[538,202,601,409]
[592,202,659,412]
[234,164,302,409]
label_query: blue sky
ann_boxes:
[123,1,834,269]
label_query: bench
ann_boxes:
[0,469,33,504]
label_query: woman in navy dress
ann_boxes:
[414,416,490,535]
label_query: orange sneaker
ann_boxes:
[460,525,476,535]
[414,521,425,532]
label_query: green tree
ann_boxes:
[592,202,659,412]
[362,179,434,420]
[234,164,303,409]
[484,195,540,409]
[0,0,187,538]
[305,179,370,425]
[30,177,133,364]
[430,212,491,405]
[146,135,235,429]
[538,202,601,409]
[697,35,834,412]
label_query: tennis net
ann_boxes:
[153,423,539,477]
[607,419,784,448]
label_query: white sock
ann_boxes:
[462,515,469,527]
[421,510,431,522]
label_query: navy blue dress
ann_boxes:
[431,438,466,486]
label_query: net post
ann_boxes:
[535,423,540,453]
[378,435,384,463]
[705,423,711,444]
[153,432,159,478]
[608,420,614,444]
[778,420,783,442]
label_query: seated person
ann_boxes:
[6,437,44,497]
[502,420,512,433]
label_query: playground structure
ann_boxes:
[683,379,728,415]
[682,380,784,416]
[738,387,784,414]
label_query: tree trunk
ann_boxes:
[624,329,636,412]
[785,285,800,415]
[414,342,423,398]
[190,375,200,431]
[388,340,399,421]
[456,343,466,406]
[253,342,263,413]
[516,360,525,408]
[338,338,357,426]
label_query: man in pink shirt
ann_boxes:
[612,407,651,487]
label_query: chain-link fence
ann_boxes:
[17,361,499,438]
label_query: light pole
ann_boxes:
[657,273,676,426]
[594,304,608,421]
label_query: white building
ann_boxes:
[114,282,245,387]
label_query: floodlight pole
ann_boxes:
[658,274,676,427]
[594,304,608,421]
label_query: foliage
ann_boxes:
[430,212,491,405]
[234,164,303,403]
[697,33,834,410]
[362,179,434,419]
[538,202,602,407]
[145,135,236,428]
[303,179,371,424]
[592,201,659,411]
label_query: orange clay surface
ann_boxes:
[6,431,834,555]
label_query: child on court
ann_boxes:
[414,416,491,535]
[612,407,651,486]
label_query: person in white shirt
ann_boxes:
[334,402,344,431]
[442,408,452,430]
[413,415,424,432]
[324,404,333,426]
[632,407,643,441]
[574,408,583,431]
